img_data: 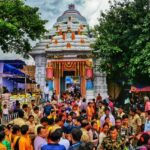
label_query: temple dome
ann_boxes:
[56,4,87,25]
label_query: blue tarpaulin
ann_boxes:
[3,64,26,77]
[0,60,25,69]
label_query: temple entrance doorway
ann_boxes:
[60,71,81,94]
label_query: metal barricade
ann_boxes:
[1,112,18,125]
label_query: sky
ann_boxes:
[25,0,111,29]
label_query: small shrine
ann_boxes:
[30,4,108,99]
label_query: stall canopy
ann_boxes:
[130,85,150,92]
[3,64,26,77]
[0,60,26,69]
[2,64,35,83]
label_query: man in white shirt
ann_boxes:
[58,129,70,150]
[44,83,49,102]
[100,107,115,127]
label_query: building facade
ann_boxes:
[30,4,108,99]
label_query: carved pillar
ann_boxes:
[34,55,47,90]
[93,60,108,99]
[54,77,60,97]
[81,77,86,97]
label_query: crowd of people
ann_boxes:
[0,90,150,150]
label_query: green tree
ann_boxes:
[0,0,47,57]
[93,0,150,84]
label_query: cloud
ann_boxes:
[25,0,110,28]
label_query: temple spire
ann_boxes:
[68,4,75,10]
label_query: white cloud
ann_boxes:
[25,0,111,28]
[82,0,110,27]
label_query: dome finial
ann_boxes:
[68,4,75,10]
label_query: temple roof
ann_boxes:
[30,4,95,57]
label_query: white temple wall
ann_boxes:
[34,55,47,90]
[94,60,108,99]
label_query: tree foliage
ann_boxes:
[0,0,47,57]
[93,0,150,84]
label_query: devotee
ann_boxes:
[72,104,80,116]
[14,102,21,113]
[35,85,42,104]
[69,128,82,150]
[34,117,49,135]
[129,107,142,134]
[30,100,36,109]
[2,89,11,101]
[58,128,70,150]
[2,104,9,121]
[76,97,82,107]
[41,128,66,150]
[117,106,125,118]
[86,102,94,121]
[80,119,90,142]
[100,126,125,150]
[121,114,134,138]
[22,104,30,121]
[72,117,81,129]
[144,96,150,112]
[43,83,49,102]
[43,101,53,116]
[115,117,122,133]
[137,105,146,131]
[63,114,73,134]
[19,125,33,150]
[26,115,36,135]
[51,117,63,133]
[47,109,57,120]
[104,116,112,128]
[31,106,42,124]
[144,110,150,132]
[96,93,102,103]
[0,130,6,150]
[34,126,47,150]
[80,98,87,112]
[97,123,109,149]
[89,120,99,148]
[136,133,150,150]
[100,107,115,127]
[3,125,11,150]
[48,118,55,133]
[98,101,105,118]
[51,90,58,101]
[11,125,21,149]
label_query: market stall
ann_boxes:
[1,63,36,109]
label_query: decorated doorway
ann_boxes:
[46,59,93,97]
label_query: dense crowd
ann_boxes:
[0,90,150,150]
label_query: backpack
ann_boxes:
[14,137,20,150]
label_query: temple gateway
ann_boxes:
[30,4,108,99]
